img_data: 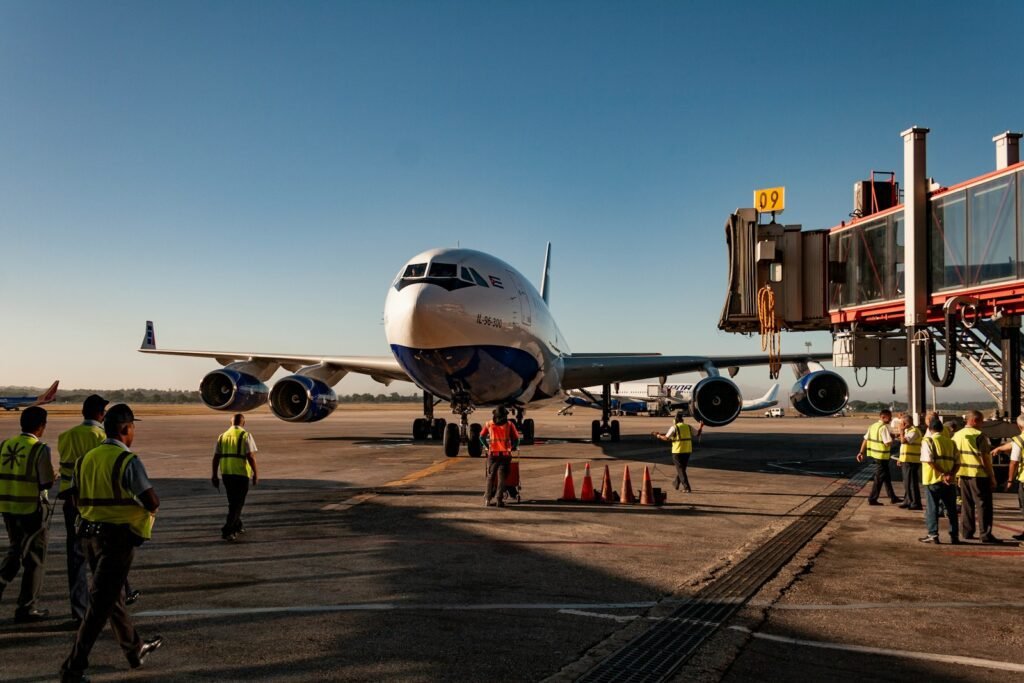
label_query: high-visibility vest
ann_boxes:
[898,426,922,464]
[216,427,253,476]
[865,421,891,460]
[57,422,105,494]
[921,434,956,486]
[952,427,987,478]
[1013,434,1024,483]
[76,443,154,540]
[671,422,693,455]
[0,434,46,515]
[484,421,518,454]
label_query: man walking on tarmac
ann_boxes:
[481,407,520,507]
[918,416,960,544]
[954,410,1001,543]
[653,411,697,493]
[992,414,1024,541]
[857,408,902,505]
[895,412,923,510]
[60,404,162,683]
[0,405,55,622]
[212,414,258,540]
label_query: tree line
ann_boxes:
[846,399,998,413]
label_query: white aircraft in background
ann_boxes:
[563,383,779,416]
[0,381,59,411]
[140,245,847,457]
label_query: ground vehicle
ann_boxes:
[765,407,785,418]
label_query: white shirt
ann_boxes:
[919,430,943,463]
[1010,442,1021,463]
[863,422,893,445]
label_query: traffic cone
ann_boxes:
[598,465,614,503]
[580,463,596,502]
[559,463,577,501]
[620,466,637,504]
[639,466,655,505]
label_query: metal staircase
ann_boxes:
[930,319,1024,403]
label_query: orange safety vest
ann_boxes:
[484,421,519,454]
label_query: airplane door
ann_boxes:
[505,270,532,326]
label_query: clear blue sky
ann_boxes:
[2,1,1020,402]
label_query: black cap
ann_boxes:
[675,411,686,422]
[104,403,140,430]
[83,394,109,417]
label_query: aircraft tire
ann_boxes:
[591,420,601,443]
[412,418,429,440]
[610,420,620,442]
[430,418,446,440]
[468,423,483,457]
[522,418,535,445]
[443,423,461,457]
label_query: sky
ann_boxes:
[2,1,1022,404]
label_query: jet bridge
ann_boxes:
[720,129,1024,424]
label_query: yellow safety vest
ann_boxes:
[671,422,693,455]
[921,434,956,486]
[76,443,154,540]
[57,422,105,494]
[216,427,253,477]
[1012,434,1024,483]
[865,421,891,460]
[0,435,46,515]
[952,427,987,479]
[898,426,922,464]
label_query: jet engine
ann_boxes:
[688,376,742,427]
[270,375,338,423]
[199,369,269,412]
[790,370,849,417]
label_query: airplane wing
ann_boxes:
[138,321,410,384]
[561,353,832,390]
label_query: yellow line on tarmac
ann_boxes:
[321,458,462,512]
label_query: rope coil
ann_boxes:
[757,284,781,379]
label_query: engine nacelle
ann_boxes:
[687,376,742,427]
[790,370,849,417]
[270,375,338,423]
[199,369,269,412]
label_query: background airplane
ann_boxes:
[140,245,847,456]
[563,383,779,417]
[0,380,59,411]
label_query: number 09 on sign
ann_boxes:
[754,187,785,214]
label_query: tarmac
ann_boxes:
[1,406,1022,682]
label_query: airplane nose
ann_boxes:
[385,282,469,349]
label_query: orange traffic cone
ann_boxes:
[639,466,655,505]
[559,463,577,501]
[620,466,637,504]
[580,463,596,502]
[599,465,614,502]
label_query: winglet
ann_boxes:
[141,321,157,350]
[540,242,551,305]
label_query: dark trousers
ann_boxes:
[222,474,249,537]
[924,482,959,540]
[960,476,994,539]
[60,526,142,681]
[672,452,692,491]
[1019,483,1024,520]
[901,463,922,508]
[1,509,48,613]
[63,499,89,620]
[868,458,898,502]
[485,455,511,502]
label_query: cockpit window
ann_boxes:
[428,262,458,278]
[468,267,489,287]
[403,263,427,278]
[460,267,475,283]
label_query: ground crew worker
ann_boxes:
[0,406,54,622]
[918,416,960,544]
[212,414,258,540]
[653,412,696,492]
[59,404,162,683]
[856,408,902,505]
[953,410,1000,544]
[481,407,520,507]
[993,414,1024,542]
[895,412,923,510]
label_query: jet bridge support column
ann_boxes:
[1000,317,1021,420]
[902,126,930,427]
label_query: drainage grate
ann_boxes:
[578,466,873,683]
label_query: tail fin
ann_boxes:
[141,321,157,350]
[35,380,59,406]
[761,384,779,403]
[540,242,551,305]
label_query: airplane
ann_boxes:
[0,380,59,411]
[563,383,780,417]
[139,245,848,457]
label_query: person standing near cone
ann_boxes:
[212,414,258,541]
[480,407,520,507]
[653,412,694,492]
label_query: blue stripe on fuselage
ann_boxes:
[390,344,538,403]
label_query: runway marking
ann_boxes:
[558,609,721,628]
[748,600,1024,610]
[728,625,1024,673]
[320,458,462,511]
[135,600,657,618]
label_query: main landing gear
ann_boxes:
[590,383,620,443]
[412,391,447,441]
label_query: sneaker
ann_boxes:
[127,635,163,669]
[917,535,940,544]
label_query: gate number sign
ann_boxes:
[754,187,785,214]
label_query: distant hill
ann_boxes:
[0,387,421,404]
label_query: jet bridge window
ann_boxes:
[929,191,967,291]
[428,262,458,278]
[403,263,427,278]
[969,176,1016,285]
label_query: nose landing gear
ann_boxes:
[443,394,482,458]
